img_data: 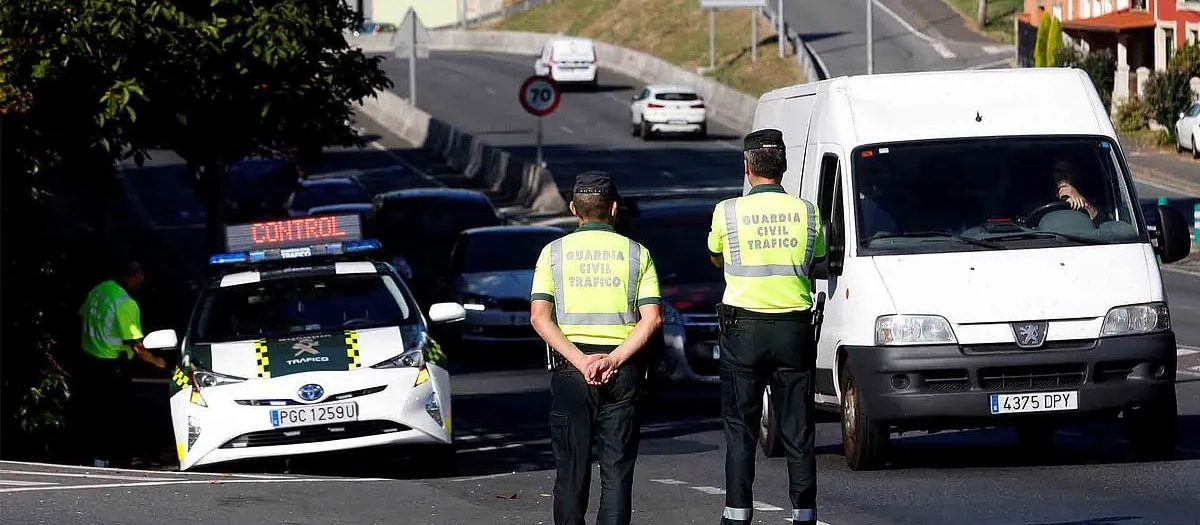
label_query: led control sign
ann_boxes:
[224,215,362,253]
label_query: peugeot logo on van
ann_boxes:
[297,384,324,402]
[1011,322,1048,349]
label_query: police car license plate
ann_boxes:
[989,391,1077,415]
[270,402,358,428]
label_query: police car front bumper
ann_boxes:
[843,331,1177,429]
[171,366,452,470]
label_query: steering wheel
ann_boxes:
[1022,200,1073,227]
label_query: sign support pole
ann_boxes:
[866,0,874,74]
[709,9,716,69]
[408,15,418,105]
[751,9,757,63]
[777,0,784,58]
[536,117,544,167]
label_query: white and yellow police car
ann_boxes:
[142,214,465,471]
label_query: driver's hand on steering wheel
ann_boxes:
[1056,182,1097,219]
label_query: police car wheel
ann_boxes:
[1125,389,1178,462]
[840,366,888,471]
[759,385,784,457]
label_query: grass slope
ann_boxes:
[487,0,805,97]
[939,0,1023,42]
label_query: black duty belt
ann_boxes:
[716,303,812,329]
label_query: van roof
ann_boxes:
[760,68,1110,145]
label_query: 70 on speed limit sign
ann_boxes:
[519,75,561,117]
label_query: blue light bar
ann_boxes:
[208,239,383,266]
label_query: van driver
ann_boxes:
[1050,158,1098,221]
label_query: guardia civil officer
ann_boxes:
[530,171,663,525]
[707,129,826,525]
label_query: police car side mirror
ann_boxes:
[428,302,467,324]
[143,329,179,350]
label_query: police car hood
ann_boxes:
[459,270,534,300]
[870,244,1156,324]
[188,326,410,379]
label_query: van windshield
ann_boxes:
[851,137,1146,256]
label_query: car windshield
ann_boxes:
[634,215,723,285]
[655,92,699,101]
[460,231,563,273]
[852,136,1145,255]
[189,274,417,343]
[291,182,369,211]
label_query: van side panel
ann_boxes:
[777,94,817,196]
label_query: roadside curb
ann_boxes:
[1130,165,1200,198]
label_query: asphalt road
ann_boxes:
[783,0,1016,77]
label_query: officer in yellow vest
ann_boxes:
[530,171,663,525]
[77,259,166,467]
[707,129,825,525]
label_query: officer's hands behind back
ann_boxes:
[579,354,617,385]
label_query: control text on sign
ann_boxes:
[224,214,363,252]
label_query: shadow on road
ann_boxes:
[560,83,634,94]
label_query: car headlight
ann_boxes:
[1100,302,1169,336]
[192,370,246,388]
[875,315,957,346]
[662,302,684,326]
[372,325,428,369]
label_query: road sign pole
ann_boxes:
[866,0,874,74]
[777,0,784,58]
[536,117,544,167]
[751,9,757,63]
[408,16,418,106]
[709,9,716,69]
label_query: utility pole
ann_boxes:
[977,0,988,28]
[709,9,716,69]
[866,0,874,74]
[777,0,784,58]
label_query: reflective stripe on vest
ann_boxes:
[722,198,819,277]
[85,296,127,347]
[549,238,642,325]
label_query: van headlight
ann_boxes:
[875,315,957,346]
[1100,302,1170,336]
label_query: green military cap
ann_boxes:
[744,128,785,151]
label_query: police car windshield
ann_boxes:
[635,219,723,285]
[190,274,417,343]
[852,136,1145,256]
[459,230,564,273]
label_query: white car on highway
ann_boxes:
[145,214,465,471]
[534,37,598,88]
[1174,100,1200,159]
[630,85,707,140]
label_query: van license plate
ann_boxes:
[270,402,358,428]
[989,391,1077,415]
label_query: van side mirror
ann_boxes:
[1154,205,1191,264]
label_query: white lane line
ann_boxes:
[1162,265,1200,278]
[650,478,689,485]
[983,45,1009,54]
[0,477,388,494]
[966,58,1015,70]
[0,480,57,487]
[457,443,523,454]
[754,501,785,511]
[1179,345,1199,356]
[870,0,957,59]
[0,470,182,482]
[691,486,726,495]
[561,126,574,134]
[366,140,443,186]
[448,472,516,483]
[0,461,291,479]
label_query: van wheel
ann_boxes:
[840,365,888,470]
[640,120,653,141]
[1125,390,1178,462]
[759,385,784,457]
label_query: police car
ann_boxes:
[142,214,466,471]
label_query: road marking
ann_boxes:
[982,45,1009,55]
[0,480,56,487]
[457,443,523,454]
[754,501,785,511]
[691,486,726,495]
[366,141,443,186]
[965,58,1015,70]
[0,460,289,479]
[0,477,388,494]
[1163,265,1200,278]
[0,470,183,482]
[485,86,496,95]
[1179,346,1199,356]
[660,170,675,178]
[561,126,574,134]
[650,478,689,485]
[870,0,956,59]
[448,472,516,483]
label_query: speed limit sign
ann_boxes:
[519,75,561,117]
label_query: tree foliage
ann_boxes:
[1143,68,1194,139]
[1033,12,1052,67]
[1043,16,1062,67]
[1055,45,1116,111]
[1168,42,1200,79]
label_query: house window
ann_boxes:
[1165,28,1176,65]
[1082,0,1091,17]
[1053,5,1062,18]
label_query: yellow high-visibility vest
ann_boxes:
[531,223,661,345]
[707,184,826,313]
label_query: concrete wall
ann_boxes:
[367,0,504,27]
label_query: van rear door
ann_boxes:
[552,41,595,69]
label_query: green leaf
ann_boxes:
[125,105,137,122]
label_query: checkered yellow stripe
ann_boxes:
[171,366,190,388]
[346,330,361,369]
[254,339,271,378]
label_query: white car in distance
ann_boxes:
[1174,100,1200,159]
[534,37,598,89]
[630,85,707,140]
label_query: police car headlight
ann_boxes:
[662,302,684,327]
[875,315,957,346]
[372,347,425,369]
[192,370,246,388]
[1100,302,1169,337]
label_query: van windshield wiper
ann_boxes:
[981,231,1112,245]
[870,231,1005,250]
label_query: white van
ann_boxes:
[749,68,1193,470]
[534,37,598,88]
